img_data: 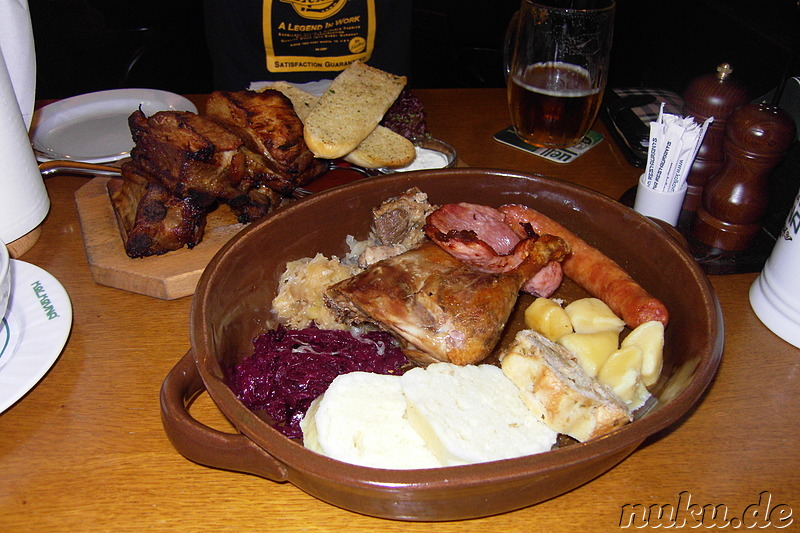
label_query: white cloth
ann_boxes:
[248,79,333,98]
[0,0,49,244]
[0,0,37,129]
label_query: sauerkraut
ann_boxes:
[271,253,359,329]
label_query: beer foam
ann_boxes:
[513,61,600,98]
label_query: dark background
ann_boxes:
[30,0,799,102]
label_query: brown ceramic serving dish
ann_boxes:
[160,168,723,521]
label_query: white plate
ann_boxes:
[30,88,198,164]
[0,260,73,414]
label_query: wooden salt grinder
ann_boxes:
[691,102,796,251]
[682,63,750,214]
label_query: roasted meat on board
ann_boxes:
[206,90,327,194]
[128,110,255,209]
[112,163,207,258]
[116,89,327,258]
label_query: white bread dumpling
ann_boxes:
[301,364,558,468]
[400,363,557,466]
[302,372,442,469]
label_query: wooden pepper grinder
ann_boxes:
[691,102,796,251]
[681,63,750,214]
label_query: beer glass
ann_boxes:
[506,0,615,148]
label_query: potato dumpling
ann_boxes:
[621,320,664,387]
[523,298,573,341]
[597,346,650,409]
[564,298,625,334]
[557,330,620,377]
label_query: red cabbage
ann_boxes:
[380,89,430,140]
[230,325,408,438]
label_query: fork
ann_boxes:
[38,160,123,178]
[39,159,316,199]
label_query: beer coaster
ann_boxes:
[493,127,604,164]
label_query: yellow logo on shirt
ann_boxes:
[349,37,366,53]
[280,0,348,20]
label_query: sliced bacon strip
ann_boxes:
[424,202,569,297]
[499,204,669,328]
[426,203,521,253]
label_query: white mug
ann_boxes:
[749,187,800,348]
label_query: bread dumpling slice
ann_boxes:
[400,363,557,466]
[500,330,632,442]
[301,372,442,469]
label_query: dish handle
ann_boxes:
[160,350,289,482]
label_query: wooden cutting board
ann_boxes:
[73,160,462,300]
[74,177,248,300]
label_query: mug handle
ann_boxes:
[159,350,289,482]
[503,10,520,84]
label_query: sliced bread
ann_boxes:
[267,81,317,121]
[342,126,416,168]
[302,61,407,160]
[269,80,415,168]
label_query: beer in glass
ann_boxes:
[506,0,615,148]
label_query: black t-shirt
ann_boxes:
[204,0,412,90]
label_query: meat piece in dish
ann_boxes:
[205,90,328,194]
[326,236,570,366]
[424,202,569,297]
[357,187,437,267]
[112,163,207,258]
[522,260,564,298]
[371,187,436,246]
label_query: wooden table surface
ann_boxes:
[1,89,798,531]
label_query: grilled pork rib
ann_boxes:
[128,109,253,209]
[112,163,207,258]
[118,90,326,257]
[206,90,327,194]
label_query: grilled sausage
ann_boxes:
[499,204,669,328]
